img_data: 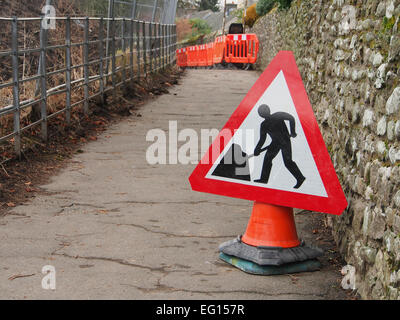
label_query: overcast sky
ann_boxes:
[218,0,240,9]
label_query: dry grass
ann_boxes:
[176,19,193,42]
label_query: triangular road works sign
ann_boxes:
[189,51,347,215]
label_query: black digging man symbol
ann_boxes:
[254,104,306,189]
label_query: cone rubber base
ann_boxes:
[219,236,323,266]
[219,253,321,275]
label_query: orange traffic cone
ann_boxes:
[241,202,301,248]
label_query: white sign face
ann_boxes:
[206,71,328,198]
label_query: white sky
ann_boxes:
[218,0,240,8]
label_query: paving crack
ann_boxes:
[101,221,237,239]
[70,203,105,209]
[54,203,105,216]
[4,212,30,218]
[52,252,168,273]
[120,282,326,298]
[102,200,248,207]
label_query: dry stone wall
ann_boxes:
[251,0,400,299]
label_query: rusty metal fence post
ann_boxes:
[99,17,105,104]
[121,18,127,89]
[149,22,153,73]
[168,24,172,66]
[173,24,176,64]
[157,23,161,71]
[11,17,21,158]
[129,19,134,82]
[65,17,72,123]
[83,17,90,114]
[39,17,48,142]
[161,23,165,70]
[111,18,117,103]
[136,20,140,79]
[142,21,147,76]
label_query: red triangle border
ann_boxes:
[189,51,347,215]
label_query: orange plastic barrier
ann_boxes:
[186,45,198,67]
[225,34,259,64]
[176,48,187,67]
[198,44,208,67]
[176,33,259,68]
[213,35,226,65]
[206,42,214,66]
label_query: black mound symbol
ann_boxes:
[212,143,251,181]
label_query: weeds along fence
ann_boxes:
[0,16,177,158]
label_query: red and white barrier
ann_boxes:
[176,34,259,68]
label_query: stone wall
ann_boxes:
[251,0,400,299]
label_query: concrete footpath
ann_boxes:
[0,69,347,299]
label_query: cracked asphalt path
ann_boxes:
[0,69,347,299]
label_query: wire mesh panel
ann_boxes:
[77,0,177,23]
